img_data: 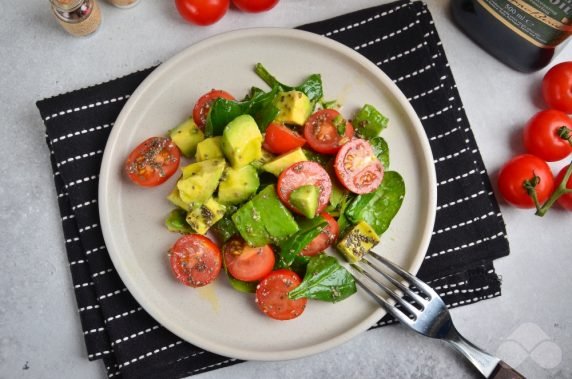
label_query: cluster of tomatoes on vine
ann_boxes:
[175,0,278,26]
[498,62,572,216]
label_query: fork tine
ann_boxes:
[352,261,421,317]
[362,256,428,307]
[350,269,414,326]
[369,252,436,298]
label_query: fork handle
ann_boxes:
[489,361,526,379]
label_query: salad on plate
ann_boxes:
[123,63,405,321]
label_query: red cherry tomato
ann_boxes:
[523,110,572,162]
[334,139,383,194]
[542,62,572,113]
[555,165,572,210]
[301,213,339,257]
[169,234,222,287]
[193,89,235,129]
[263,122,306,154]
[222,237,275,282]
[303,109,354,154]
[175,0,229,26]
[255,269,307,320]
[277,161,332,217]
[124,137,181,187]
[232,0,278,12]
[497,154,555,208]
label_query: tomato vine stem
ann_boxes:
[533,161,572,217]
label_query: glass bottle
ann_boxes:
[50,0,101,37]
[451,0,572,72]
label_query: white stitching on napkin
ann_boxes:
[98,287,128,301]
[105,306,143,322]
[323,2,408,36]
[355,21,418,50]
[78,304,100,312]
[408,84,442,102]
[85,245,106,256]
[78,223,99,234]
[65,175,98,188]
[433,147,469,164]
[393,64,432,83]
[50,123,113,144]
[432,211,496,235]
[43,95,130,121]
[420,105,452,121]
[425,231,506,259]
[72,199,98,211]
[118,340,184,368]
[56,150,104,167]
[375,42,426,65]
[436,190,487,211]
[429,126,460,141]
[112,325,161,345]
[188,358,238,375]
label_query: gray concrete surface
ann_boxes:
[1,1,571,378]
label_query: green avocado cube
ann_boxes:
[336,221,380,263]
[177,158,225,204]
[261,147,307,176]
[218,165,260,205]
[274,90,312,126]
[185,198,226,235]
[169,118,205,158]
[232,185,299,246]
[353,104,389,139]
[195,136,224,162]
[221,114,263,169]
[166,187,191,211]
[289,185,319,219]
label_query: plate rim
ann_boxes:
[99,27,437,361]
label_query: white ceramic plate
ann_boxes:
[99,28,436,361]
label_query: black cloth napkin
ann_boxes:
[36,1,510,378]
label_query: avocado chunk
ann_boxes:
[165,208,193,234]
[289,185,320,219]
[218,165,260,205]
[185,197,227,235]
[353,104,389,139]
[261,147,307,176]
[166,187,191,211]
[232,185,299,246]
[221,114,263,169]
[195,136,224,162]
[274,90,312,126]
[177,158,225,204]
[169,118,205,158]
[250,148,275,171]
[336,221,380,263]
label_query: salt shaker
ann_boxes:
[108,0,140,8]
[50,0,102,37]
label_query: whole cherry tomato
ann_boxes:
[232,0,278,12]
[542,61,572,113]
[523,109,572,162]
[175,0,229,26]
[497,154,555,208]
[555,165,572,210]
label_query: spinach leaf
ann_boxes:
[210,216,238,243]
[288,254,356,302]
[369,136,390,169]
[254,63,323,107]
[226,273,257,293]
[277,216,327,268]
[205,86,279,137]
[344,171,405,236]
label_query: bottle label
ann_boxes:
[477,0,572,47]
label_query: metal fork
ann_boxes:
[351,252,525,379]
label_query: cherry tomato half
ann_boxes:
[124,137,181,187]
[232,0,278,12]
[334,139,383,194]
[301,213,339,257]
[277,161,332,217]
[523,110,572,162]
[193,89,235,129]
[542,62,572,113]
[169,234,222,287]
[263,122,306,155]
[222,237,275,282]
[303,109,354,154]
[497,154,555,208]
[255,269,307,320]
[555,165,572,210]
